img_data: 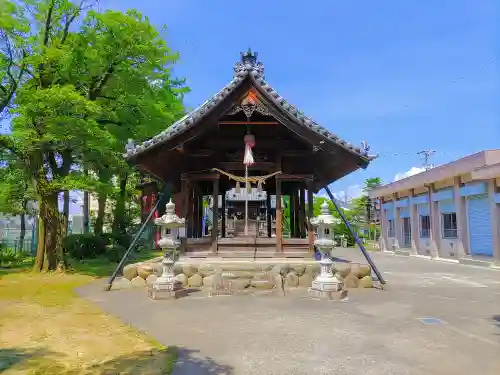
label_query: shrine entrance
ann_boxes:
[125,50,374,258]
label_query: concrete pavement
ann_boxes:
[78,248,500,375]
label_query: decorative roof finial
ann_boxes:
[234,48,265,78]
[241,48,258,66]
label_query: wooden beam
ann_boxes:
[283,150,311,157]
[185,149,215,157]
[276,174,314,181]
[186,149,310,158]
[218,162,276,171]
[207,139,295,149]
[182,171,219,181]
[218,121,279,125]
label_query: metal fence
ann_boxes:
[0,227,37,254]
[0,238,34,254]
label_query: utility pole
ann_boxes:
[417,150,436,171]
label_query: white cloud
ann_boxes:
[394,167,425,182]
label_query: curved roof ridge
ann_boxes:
[247,70,374,161]
[124,51,376,163]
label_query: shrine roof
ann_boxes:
[124,49,376,162]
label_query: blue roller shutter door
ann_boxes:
[467,193,493,256]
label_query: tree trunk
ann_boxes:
[33,192,67,272]
[83,165,90,234]
[19,201,26,252]
[83,191,90,234]
[112,174,128,235]
[62,190,70,238]
[94,192,107,236]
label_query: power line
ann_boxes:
[417,149,436,170]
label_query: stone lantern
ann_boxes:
[148,199,188,300]
[308,202,344,299]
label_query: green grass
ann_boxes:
[0,248,176,375]
[69,249,163,278]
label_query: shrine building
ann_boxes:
[125,50,374,258]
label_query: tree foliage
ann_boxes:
[0,0,187,271]
[0,0,29,114]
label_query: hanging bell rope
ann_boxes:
[243,133,255,166]
[212,168,282,185]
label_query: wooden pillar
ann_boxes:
[299,186,306,238]
[266,192,272,238]
[275,178,283,253]
[293,189,300,238]
[211,178,219,254]
[179,179,188,253]
[306,180,314,254]
[221,190,226,238]
[193,190,199,238]
[186,183,194,238]
[290,190,296,238]
[197,193,203,238]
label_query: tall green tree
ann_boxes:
[363,177,382,193]
[0,1,187,271]
[68,9,187,235]
[351,177,383,240]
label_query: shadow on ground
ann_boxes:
[492,315,500,330]
[171,347,234,375]
[0,346,232,375]
[0,347,53,373]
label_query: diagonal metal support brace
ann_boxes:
[104,185,170,291]
[324,186,386,285]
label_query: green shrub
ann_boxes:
[62,234,106,260]
[0,248,31,267]
[104,244,127,263]
[100,233,132,249]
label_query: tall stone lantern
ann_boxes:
[148,199,188,300]
[308,202,344,299]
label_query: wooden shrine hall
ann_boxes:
[125,50,375,258]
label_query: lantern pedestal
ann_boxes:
[308,202,346,300]
[308,256,344,299]
[148,199,188,301]
[148,285,189,300]
[148,255,188,300]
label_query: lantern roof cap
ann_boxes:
[310,201,341,226]
[154,199,185,228]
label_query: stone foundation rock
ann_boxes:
[131,276,146,288]
[122,264,138,281]
[114,259,375,292]
[175,273,188,286]
[188,274,203,287]
[137,264,154,280]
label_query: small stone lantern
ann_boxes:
[148,199,188,300]
[308,202,344,299]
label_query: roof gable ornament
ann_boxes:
[234,48,265,78]
[227,91,270,117]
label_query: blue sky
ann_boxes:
[10,0,500,213]
[102,0,498,198]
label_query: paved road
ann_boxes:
[78,250,500,375]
